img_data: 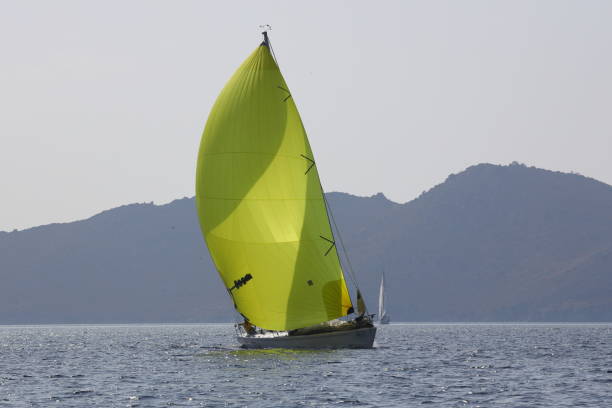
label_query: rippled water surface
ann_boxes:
[0,324,610,407]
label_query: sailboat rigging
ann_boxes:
[195,30,376,348]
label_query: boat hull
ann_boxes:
[238,326,376,349]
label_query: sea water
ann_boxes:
[0,324,610,407]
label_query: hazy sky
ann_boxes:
[1,1,611,231]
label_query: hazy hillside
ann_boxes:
[346,163,612,321]
[1,163,610,323]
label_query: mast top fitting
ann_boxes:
[259,24,271,46]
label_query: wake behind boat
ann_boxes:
[195,30,376,349]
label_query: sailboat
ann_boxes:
[195,31,376,349]
[378,269,390,324]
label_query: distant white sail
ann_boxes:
[378,270,390,324]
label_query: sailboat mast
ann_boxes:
[260,25,279,64]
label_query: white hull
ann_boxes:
[238,326,376,349]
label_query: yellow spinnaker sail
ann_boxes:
[195,41,353,331]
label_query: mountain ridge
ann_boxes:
[1,163,610,323]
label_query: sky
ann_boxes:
[1,1,611,231]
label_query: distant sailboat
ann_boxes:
[195,30,376,349]
[378,269,390,324]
